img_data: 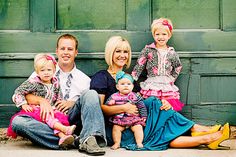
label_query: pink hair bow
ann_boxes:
[162,20,172,32]
[46,55,57,65]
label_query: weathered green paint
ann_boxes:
[200,76,236,103]
[126,0,150,31]
[57,0,126,30]
[0,0,29,30]
[188,75,201,104]
[191,58,236,74]
[0,0,236,127]
[0,78,28,104]
[0,31,236,53]
[153,0,219,29]
[0,60,34,77]
[192,104,236,125]
[30,0,55,32]
[222,0,236,31]
[0,105,19,127]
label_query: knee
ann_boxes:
[83,89,98,99]
[81,90,99,104]
[12,116,29,130]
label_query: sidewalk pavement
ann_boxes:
[1,128,236,157]
[1,139,236,157]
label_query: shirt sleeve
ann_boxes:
[90,71,108,95]
[170,51,182,81]
[131,47,149,81]
[134,93,147,118]
[136,100,147,118]
[12,79,37,108]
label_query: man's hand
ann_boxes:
[160,99,172,111]
[123,102,138,115]
[39,99,54,121]
[55,100,75,114]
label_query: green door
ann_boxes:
[0,0,236,127]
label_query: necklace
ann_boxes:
[108,70,116,78]
[108,67,118,78]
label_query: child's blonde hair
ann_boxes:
[105,36,132,69]
[151,18,173,37]
[34,53,57,73]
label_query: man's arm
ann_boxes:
[26,94,54,120]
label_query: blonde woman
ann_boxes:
[90,36,230,150]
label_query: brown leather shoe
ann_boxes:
[79,136,105,156]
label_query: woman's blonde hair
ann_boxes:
[151,17,173,37]
[105,36,132,69]
[34,53,57,73]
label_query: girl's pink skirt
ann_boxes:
[140,89,184,111]
[7,106,69,138]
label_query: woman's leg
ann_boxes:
[131,124,144,148]
[170,131,222,148]
[191,124,220,132]
[111,125,125,150]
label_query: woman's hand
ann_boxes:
[123,102,139,115]
[22,104,33,112]
[160,99,172,111]
[55,100,75,114]
[39,99,54,121]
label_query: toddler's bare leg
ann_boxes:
[131,124,144,148]
[53,122,76,135]
[111,125,125,150]
[53,122,67,133]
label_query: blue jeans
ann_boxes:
[12,90,106,149]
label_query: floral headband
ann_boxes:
[45,55,57,65]
[116,71,134,84]
[162,20,173,32]
[154,19,173,32]
[35,54,57,65]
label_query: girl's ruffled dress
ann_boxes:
[132,43,184,111]
[106,92,147,127]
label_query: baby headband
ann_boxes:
[155,19,173,32]
[116,71,134,84]
[36,54,57,65]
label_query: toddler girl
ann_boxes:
[105,71,147,149]
[132,17,184,111]
[8,53,76,148]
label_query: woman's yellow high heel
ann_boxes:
[207,123,230,150]
[191,124,221,136]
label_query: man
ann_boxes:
[11,34,106,155]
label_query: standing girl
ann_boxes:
[8,53,76,148]
[132,17,184,111]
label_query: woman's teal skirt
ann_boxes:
[105,96,194,150]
